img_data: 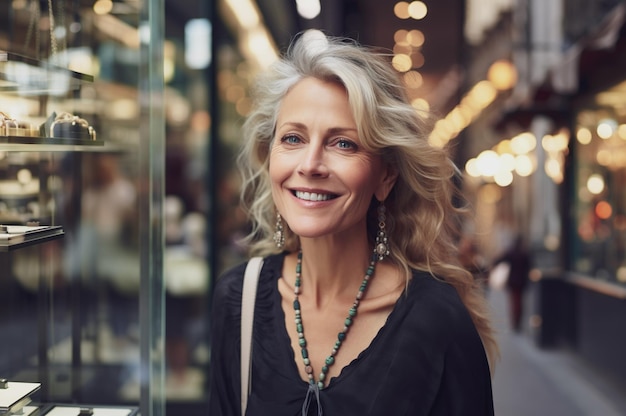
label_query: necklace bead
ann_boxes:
[293,250,378,389]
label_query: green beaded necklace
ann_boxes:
[293,249,378,389]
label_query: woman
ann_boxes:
[208,31,497,415]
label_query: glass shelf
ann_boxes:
[0,226,64,252]
[0,135,103,147]
[0,50,93,95]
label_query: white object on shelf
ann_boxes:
[44,407,135,416]
[0,381,40,413]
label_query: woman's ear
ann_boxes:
[375,164,398,201]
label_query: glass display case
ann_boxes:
[0,1,164,415]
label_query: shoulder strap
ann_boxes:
[241,256,263,416]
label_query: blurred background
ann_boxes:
[1,0,626,415]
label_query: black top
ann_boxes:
[208,253,494,416]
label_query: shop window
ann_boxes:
[572,106,626,285]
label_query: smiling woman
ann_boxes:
[208,30,497,416]
[269,77,394,243]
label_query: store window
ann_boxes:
[1,0,166,414]
[571,80,626,285]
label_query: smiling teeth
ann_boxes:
[295,191,332,201]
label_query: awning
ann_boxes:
[496,3,626,132]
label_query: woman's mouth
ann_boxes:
[293,191,337,201]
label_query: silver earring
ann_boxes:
[273,212,285,249]
[375,203,390,261]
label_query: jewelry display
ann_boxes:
[50,112,96,140]
[3,1,142,415]
[273,212,285,249]
[375,203,390,261]
[0,110,97,141]
[293,249,378,389]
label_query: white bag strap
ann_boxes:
[241,256,263,416]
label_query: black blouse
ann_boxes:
[208,253,494,416]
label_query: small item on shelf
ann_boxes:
[0,111,17,136]
[15,120,39,137]
[0,225,7,233]
[39,111,57,137]
[78,408,94,415]
[50,112,96,140]
[0,112,38,137]
[0,378,8,389]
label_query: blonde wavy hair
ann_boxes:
[237,31,498,368]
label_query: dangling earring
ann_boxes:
[375,202,390,261]
[273,212,285,249]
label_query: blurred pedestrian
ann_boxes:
[492,235,531,332]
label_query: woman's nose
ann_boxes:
[297,144,329,178]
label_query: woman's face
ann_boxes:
[269,77,396,242]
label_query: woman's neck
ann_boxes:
[295,235,373,309]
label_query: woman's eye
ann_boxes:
[336,139,357,150]
[282,134,301,144]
